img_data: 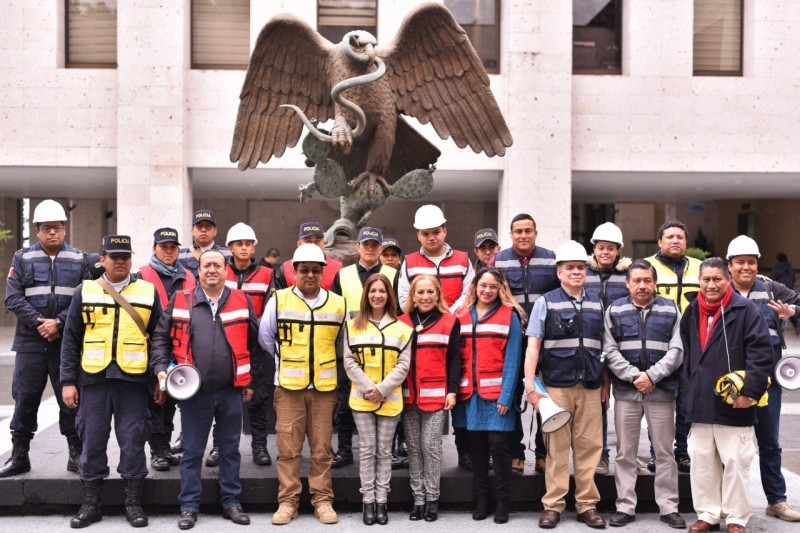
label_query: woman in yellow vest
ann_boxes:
[344,273,413,526]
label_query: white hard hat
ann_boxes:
[413,204,446,230]
[292,243,327,265]
[226,222,258,245]
[726,235,760,260]
[32,199,67,223]
[590,222,624,247]
[555,240,589,263]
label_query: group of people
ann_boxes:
[2,200,799,533]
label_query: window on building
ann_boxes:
[573,0,622,74]
[192,0,250,69]
[693,0,743,76]
[444,0,500,73]
[65,0,117,68]
[317,0,377,44]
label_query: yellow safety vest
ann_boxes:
[275,288,346,391]
[347,318,413,416]
[646,255,701,313]
[80,279,155,375]
[339,264,397,318]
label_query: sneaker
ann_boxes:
[596,455,609,475]
[511,457,525,475]
[272,505,298,525]
[315,503,338,524]
[766,501,800,522]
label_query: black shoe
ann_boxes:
[424,500,438,522]
[67,437,81,474]
[375,503,388,525]
[205,447,220,467]
[178,511,197,530]
[397,441,408,457]
[252,444,272,466]
[494,501,509,524]
[676,454,691,473]
[150,453,171,472]
[473,499,488,521]
[331,449,353,469]
[363,502,376,525]
[659,513,686,529]
[458,452,472,472]
[164,450,181,466]
[171,433,184,454]
[70,480,103,529]
[609,511,635,527]
[0,438,31,478]
[222,506,250,525]
[647,457,656,473]
[409,504,425,521]
[123,478,148,527]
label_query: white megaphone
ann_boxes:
[534,377,573,433]
[159,363,202,400]
[775,355,800,391]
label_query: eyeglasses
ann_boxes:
[39,225,65,233]
[108,253,132,261]
[296,267,323,276]
[477,283,501,292]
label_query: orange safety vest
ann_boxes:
[456,304,512,401]
[224,265,272,319]
[282,257,343,291]
[404,250,469,307]
[170,289,251,387]
[138,264,196,311]
[400,313,456,412]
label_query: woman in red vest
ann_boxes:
[344,273,413,526]
[454,267,525,524]
[399,275,461,522]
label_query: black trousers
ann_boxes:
[471,430,511,503]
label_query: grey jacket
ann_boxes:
[603,299,684,402]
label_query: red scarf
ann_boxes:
[697,285,733,350]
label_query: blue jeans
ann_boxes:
[178,387,244,511]
[755,379,786,504]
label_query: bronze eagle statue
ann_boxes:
[230,2,513,200]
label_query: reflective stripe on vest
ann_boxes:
[645,255,701,313]
[404,250,469,307]
[340,264,398,318]
[138,264,196,311]
[80,279,154,375]
[399,313,454,411]
[608,295,679,393]
[456,304,511,401]
[741,279,782,352]
[585,266,629,307]
[282,257,343,291]
[493,247,558,316]
[224,265,272,319]
[170,289,252,387]
[275,288,345,391]
[347,318,413,416]
[541,288,604,388]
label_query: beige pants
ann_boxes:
[687,423,756,527]
[542,384,602,513]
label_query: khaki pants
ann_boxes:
[688,423,756,527]
[274,386,337,508]
[542,384,602,513]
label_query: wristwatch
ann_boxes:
[54,317,64,331]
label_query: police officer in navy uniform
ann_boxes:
[1,199,90,478]
[60,235,163,528]
[178,209,231,280]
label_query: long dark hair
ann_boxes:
[352,273,398,330]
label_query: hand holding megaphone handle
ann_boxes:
[525,377,550,412]
[158,370,167,392]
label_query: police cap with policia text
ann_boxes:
[102,235,134,254]
[153,227,180,245]
[192,209,217,226]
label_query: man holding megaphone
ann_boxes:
[151,250,262,530]
[523,240,607,530]
[726,236,800,523]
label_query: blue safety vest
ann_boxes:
[493,247,558,316]
[738,278,782,362]
[585,262,629,307]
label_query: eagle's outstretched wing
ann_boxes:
[230,14,335,170]
[379,3,513,157]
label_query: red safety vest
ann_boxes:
[138,264,196,311]
[170,289,251,387]
[224,265,272,319]
[282,257,342,291]
[404,250,469,307]
[400,313,456,412]
[456,304,512,401]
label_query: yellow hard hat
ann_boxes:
[714,370,769,407]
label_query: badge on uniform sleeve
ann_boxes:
[7,267,14,279]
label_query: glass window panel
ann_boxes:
[693,0,743,75]
[573,0,621,74]
[317,0,377,44]
[66,0,117,67]
[192,0,250,69]
[444,0,500,73]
